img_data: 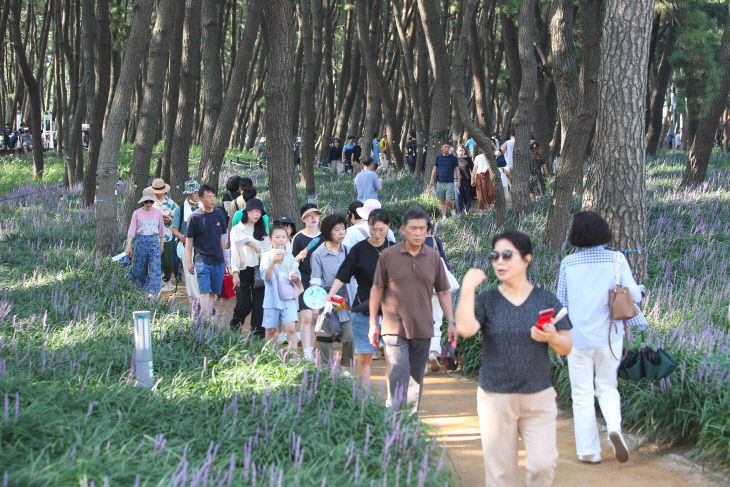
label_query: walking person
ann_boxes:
[149,178,179,291]
[455,230,572,487]
[291,204,325,361]
[371,134,381,170]
[429,142,461,220]
[500,132,515,171]
[455,145,474,214]
[230,198,270,336]
[172,180,204,307]
[185,185,229,318]
[472,146,496,214]
[529,142,548,201]
[558,211,642,464]
[328,138,343,175]
[126,188,165,298]
[368,207,456,413]
[354,158,383,202]
[326,209,394,383]
[342,136,357,174]
[423,223,454,375]
[352,136,364,173]
[310,214,354,371]
[405,131,418,173]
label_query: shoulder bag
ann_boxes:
[608,252,639,360]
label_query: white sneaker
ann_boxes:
[341,370,352,378]
[609,431,629,463]
[302,348,314,362]
[450,210,457,217]
[441,215,447,221]
[429,351,441,372]
[578,453,601,464]
[165,281,174,292]
[278,333,288,345]
[424,363,430,376]
[296,331,302,344]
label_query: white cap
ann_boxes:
[356,199,382,220]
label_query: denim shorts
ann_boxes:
[263,301,299,329]
[195,262,224,295]
[351,312,381,354]
[435,181,456,201]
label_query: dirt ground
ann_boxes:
[168,290,724,486]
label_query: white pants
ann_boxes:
[567,343,623,457]
[430,295,443,352]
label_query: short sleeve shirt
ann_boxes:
[185,208,227,264]
[372,243,449,339]
[354,170,382,202]
[475,287,572,394]
[434,154,459,182]
[291,231,323,287]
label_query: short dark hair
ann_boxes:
[409,131,416,138]
[492,229,533,258]
[401,206,430,227]
[362,158,374,166]
[347,201,363,222]
[238,177,253,190]
[568,211,612,247]
[320,214,347,242]
[225,175,241,194]
[368,209,391,226]
[270,224,290,237]
[198,185,216,197]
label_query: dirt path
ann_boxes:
[168,291,722,486]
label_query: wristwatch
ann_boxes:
[446,319,455,325]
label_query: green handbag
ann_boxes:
[618,346,678,381]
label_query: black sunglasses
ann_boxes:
[488,249,513,262]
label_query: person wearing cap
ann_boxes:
[149,178,179,291]
[369,206,457,414]
[257,137,267,168]
[291,203,325,361]
[353,158,383,203]
[229,198,271,336]
[273,216,296,253]
[429,142,460,220]
[185,185,229,318]
[125,188,165,297]
[172,180,204,305]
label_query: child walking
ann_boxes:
[261,225,302,348]
[125,188,165,297]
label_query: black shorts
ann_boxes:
[298,289,312,311]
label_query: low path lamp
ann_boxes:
[133,311,154,388]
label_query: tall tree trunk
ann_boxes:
[417,0,452,187]
[198,0,264,190]
[645,20,678,157]
[509,0,536,216]
[8,0,44,179]
[334,42,361,142]
[453,0,506,225]
[263,0,299,221]
[122,0,174,229]
[159,5,185,181]
[500,13,520,140]
[94,0,155,255]
[583,0,653,279]
[198,0,224,179]
[82,0,111,205]
[682,3,730,186]
[169,0,202,203]
[544,0,601,249]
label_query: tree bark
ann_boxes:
[263,0,299,221]
[122,0,175,230]
[169,0,202,203]
[544,0,601,249]
[198,0,224,176]
[500,13,520,139]
[645,20,678,157]
[8,0,44,179]
[417,0,452,187]
[682,2,730,186]
[82,0,111,205]
[94,0,155,255]
[159,4,184,181]
[509,0,536,216]
[583,0,653,279]
[549,0,577,152]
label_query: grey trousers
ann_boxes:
[317,320,354,368]
[382,335,430,414]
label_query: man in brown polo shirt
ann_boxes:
[369,206,456,413]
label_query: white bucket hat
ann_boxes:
[356,199,382,220]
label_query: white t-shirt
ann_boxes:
[674,132,682,148]
[474,154,489,175]
[503,139,515,170]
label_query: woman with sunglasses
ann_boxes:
[125,187,165,297]
[455,230,572,487]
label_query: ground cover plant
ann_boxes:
[0,167,454,485]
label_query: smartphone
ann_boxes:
[536,308,555,330]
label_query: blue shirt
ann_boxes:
[434,154,459,182]
[354,170,382,202]
[260,250,301,309]
[465,138,476,155]
[557,246,643,350]
[185,208,227,264]
[371,139,381,159]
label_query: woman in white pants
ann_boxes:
[557,211,642,464]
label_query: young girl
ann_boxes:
[310,214,353,370]
[125,187,165,297]
[273,216,297,253]
[291,204,324,361]
[260,225,302,347]
[230,198,270,336]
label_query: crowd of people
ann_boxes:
[124,142,645,486]
[1,122,33,153]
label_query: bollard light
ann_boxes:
[133,311,154,388]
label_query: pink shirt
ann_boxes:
[127,208,165,239]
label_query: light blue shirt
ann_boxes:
[260,250,301,309]
[371,139,381,159]
[465,138,476,155]
[557,246,643,350]
[354,170,382,202]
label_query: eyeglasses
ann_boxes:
[488,249,513,262]
[143,201,154,205]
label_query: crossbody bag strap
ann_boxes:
[613,251,621,288]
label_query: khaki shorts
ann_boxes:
[435,181,456,201]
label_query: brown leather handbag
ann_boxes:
[608,252,639,359]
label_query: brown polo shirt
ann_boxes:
[372,241,449,339]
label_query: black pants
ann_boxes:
[231,267,264,337]
[407,155,416,173]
